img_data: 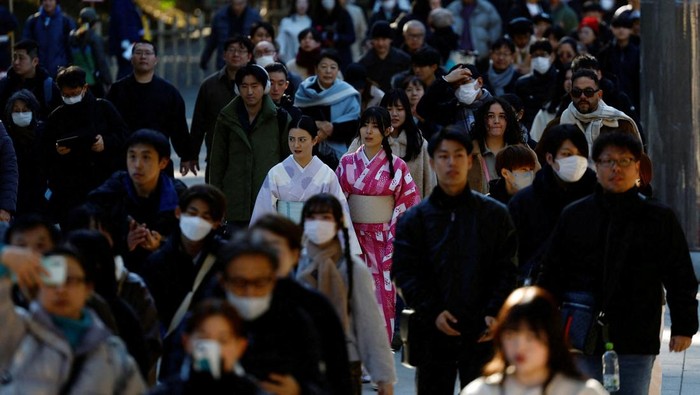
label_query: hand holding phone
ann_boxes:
[193,339,221,379]
[41,255,67,287]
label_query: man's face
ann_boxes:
[403,26,425,52]
[223,42,252,69]
[612,26,632,42]
[231,0,247,15]
[253,42,277,61]
[9,226,55,254]
[222,254,277,297]
[430,139,473,192]
[12,49,38,78]
[595,146,640,194]
[490,45,514,71]
[570,76,602,114]
[372,37,392,58]
[513,33,531,49]
[268,71,289,102]
[239,75,265,108]
[60,84,87,101]
[39,255,93,320]
[131,43,158,74]
[42,0,57,14]
[412,64,437,85]
[127,143,168,188]
[177,198,221,229]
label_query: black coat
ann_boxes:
[508,165,597,281]
[514,66,558,130]
[539,185,699,355]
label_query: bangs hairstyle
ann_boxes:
[535,123,588,165]
[250,214,303,252]
[298,27,322,44]
[402,75,427,90]
[358,106,396,177]
[179,184,227,223]
[315,49,341,67]
[218,231,280,273]
[126,128,171,159]
[379,89,424,162]
[591,131,643,162]
[495,145,537,175]
[184,299,247,338]
[45,244,95,285]
[483,287,583,382]
[471,97,524,146]
[249,21,275,39]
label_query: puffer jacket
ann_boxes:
[446,0,501,60]
[0,278,146,394]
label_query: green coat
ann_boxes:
[210,95,290,222]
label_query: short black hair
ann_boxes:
[249,21,275,40]
[495,145,536,175]
[125,129,171,159]
[411,47,441,67]
[592,131,643,162]
[508,17,534,36]
[571,53,600,72]
[427,129,473,158]
[13,39,39,58]
[571,69,599,87]
[250,214,303,252]
[65,230,116,296]
[185,299,247,338]
[538,124,589,158]
[529,39,553,55]
[56,66,86,89]
[218,232,280,274]
[224,35,254,54]
[265,62,289,79]
[4,214,61,245]
[179,184,227,222]
[315,49,341,67]
[490,37,515,53]
[297,27,321,44]
[132,39,157,56]
[45,244,96,285]
[235,63,269,89]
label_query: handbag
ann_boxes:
[560,291,601,355]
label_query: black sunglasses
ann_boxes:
[570,87,600,98]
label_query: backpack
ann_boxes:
[69,40,97,85]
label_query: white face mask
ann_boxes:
[382,0,396,11]
[62,94,83,105]
[554,155,588,182]
[531,56,551,74]
[226,291,272,321]
[509,170,534,191]
[322,0,335,11]
[255,55,275,67]
[12,111,32,127]
[304,219,337,245]
[179,214,213,241]
[455,81,480,105]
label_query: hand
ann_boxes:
[180,160,199,176]
[259,373,301,395]
[376,381,394,395]
[91,134,104,152]
[127,219,149,252]
[669,336,692,352]
[0,246,45,289]
[443,66,474,85]
[56,145,71,155]
[140,230,162,251]
[478,316,497,343]
[435,310,461,336]
[0,209,11,222]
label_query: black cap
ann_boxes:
[344,63,367,90]
[508,17,534,35]
[371,21,394,39]
[412,47,441,67]
[611,11,634,28]
[533,13,552,25]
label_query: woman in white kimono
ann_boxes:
[251,115,360,253]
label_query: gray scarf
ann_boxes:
[487,64,515,97]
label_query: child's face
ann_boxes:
[9,226,54,254]
[501,326,549,378]
[126,143,168,189]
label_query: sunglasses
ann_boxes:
[570,87,600,98]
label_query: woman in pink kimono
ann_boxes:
[336,106,421,340]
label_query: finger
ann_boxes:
[444,311,458,323]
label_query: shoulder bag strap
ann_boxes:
[165,253,217,337]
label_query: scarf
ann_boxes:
[487,64,515,97]
[296,48,321,77]
[295,76,361,123]
[297,240,349,331]
[559,100,642,149]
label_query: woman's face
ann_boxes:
[486,103,507,138]
[563,69,573,93]
[556,43,576,65]
[405,82,425,110]
[296,0,309,15]
[187,315,247,373]
[360,118,387,151]
[39,255,92,320]
[288,127,316,163]
[251,27,272,45]
[502,326,549,379]
[316,57,339,88]
[578,27,596,45]
[12,99,30,113]
[300,33,320,52]
[386,101,407,130]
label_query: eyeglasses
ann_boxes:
[596,157,637,168]
[570,87,600,98]
[225,276,274,291]
[226,48,248,55]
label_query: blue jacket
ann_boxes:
[22,5,76,77]
[200,6,261,70]
[108,0,144,56]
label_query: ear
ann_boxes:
[158,157,169,170]
[31,57,39,68]
[182,333,192,355]
[597,89,603,99]
[174,206,181,220]
[290,248,301,267]
[233,338,248,360]
[545,153,555,166]
[500,168,510,179]
[311,136,319,147]
[211,219,222,230]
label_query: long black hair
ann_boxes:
[471,97,524,148]
[358,106,395,178]
[379,89,424,163]
[301,194,354,314]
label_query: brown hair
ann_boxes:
[495,145,537,175]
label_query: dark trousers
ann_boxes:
[415,339,493,395]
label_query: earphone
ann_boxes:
[234,63,271,95]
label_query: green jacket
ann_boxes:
[210,95,290,222]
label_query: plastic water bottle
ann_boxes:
[602,342,620,392]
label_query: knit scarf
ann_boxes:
[296,48,321,77]
[559,100,641,147]
[295,76,361,123]
[487,64,515,97]
[297,240,349,331]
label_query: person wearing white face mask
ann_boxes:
[5,89,43,215]
[417,63,493,136]
[487,145,537,205]
[514,39,557,130]
[218,232,330,395]
[508,124,597,285]
[297,194,396,395]
[141,184,226,380]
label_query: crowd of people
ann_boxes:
[0,0,697,394]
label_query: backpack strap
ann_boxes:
[58,355,87,395]
[43,78,54,107]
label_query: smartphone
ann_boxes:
[41,255,67,286]
[192,339,221,379]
